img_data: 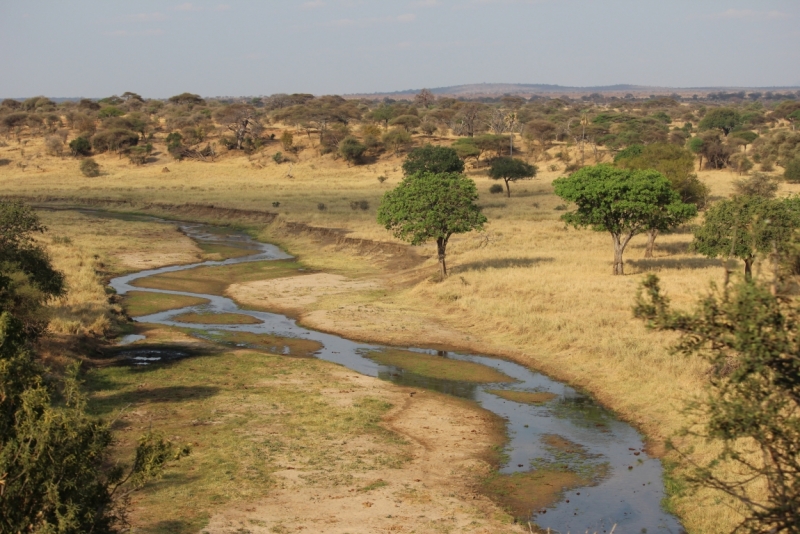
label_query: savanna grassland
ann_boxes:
[2,91,800,533]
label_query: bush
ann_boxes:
[377,175,388,183]
[317,203,326,211]
[734,172,779,198]
[489,184,504,194]
[785,158,800,183]
[91,129,138,153]
[80,158,100,177]
[339,136,367,164]
[547,164,559,172]
[69,136,92,157]
[273,152,284,164]
[98,106,124,118]
[761,158,775,172]
[350,200,369,211]
[280,130,293,151]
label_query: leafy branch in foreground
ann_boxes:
[634,275,800,533]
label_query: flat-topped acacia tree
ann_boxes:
[377,172,487,277]
[553,164,696,275]
[489,157,537,197]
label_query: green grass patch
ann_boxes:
[486,389,557,405]
[85,349,406,533]
[131,259,305,295]
[123,291,210,317]
[191,330,323,357]
[364,349,514,384]
[357,478,389,493]
[172,312,263,325]
[482,469,588,520]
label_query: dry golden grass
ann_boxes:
[7,134,797,533]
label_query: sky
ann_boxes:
[1,0,798,99]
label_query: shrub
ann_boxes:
[489,184,504,194]
[377,175,388,183]
[350,200,369,211]
[273,152,284,164]
[547,164,559,172]
[554,204,568,211]
[317,203,326,211]
[98,106,124,118]
[272,201,280,208]
[761,158,775,172]
[338,136,367,164]
[280,130,293,151]
[69,136,92,157]
[785,158,800,183]
[79,158,100,177]
[45,136,63,157]
[733,172,779,198]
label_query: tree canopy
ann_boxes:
[693,195,800,279]
[699,107,741,136]
[377,172,486,277]
[553,164,696,274]
[402,145,464,176]
[488,157,537,197]
[634,276,800,532]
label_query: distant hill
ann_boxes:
[347,83,800,99]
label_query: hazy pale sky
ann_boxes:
[1,1,798,98]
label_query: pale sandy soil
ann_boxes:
[203,367,522,534]
[117,251,203,270]
[227,273,378,314]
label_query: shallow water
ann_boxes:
[105,215,684,533]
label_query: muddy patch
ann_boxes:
[172,312,263,325]
[123,291,210,317]
[482,469,589,521]
[190,330,323,358]
[364,348,515,384]
[487,389,557,405]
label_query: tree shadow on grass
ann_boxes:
[89,385,220,416]
[147,519,206,534]
[630,241,692,255]
[628,256,725,272]
[453,257,554,273]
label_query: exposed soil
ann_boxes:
[202,369,525,534]
[226,273,378,314]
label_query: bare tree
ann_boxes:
[414,88,436,109]
[214,104,260,150]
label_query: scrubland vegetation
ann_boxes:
[2,87,800,532]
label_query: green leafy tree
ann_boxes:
[338,136,366,165]
[488,157,537,197]
[616,142,709,205]
[553,164,696,274]
[693,196,800,279]
[0,202,188,532]
[634,276,800,533]
[402,145,464,176]
[389,114,421,132]
[734,172,779,198]
[98,106,124,119]
[451,138,481,161]
[377,172,487,277]
[731,130,758,153]
[699,107,742,136]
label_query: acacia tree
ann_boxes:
[553,165,695,275]
[377,172,487,277]
[488,157,537,197]
[693,196,800,280]
[402,145,464,176]
[634,276,800,533]
[699,107,741,136]
[214,104,260,150]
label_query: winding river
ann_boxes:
[106,215,684,533]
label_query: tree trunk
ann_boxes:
[612,233,632,275]
[644,228,659,258]
[744,256,754,281]
[505,179,511,198]
[698,154,703,171]
[437,237,448,278]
